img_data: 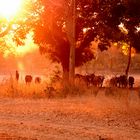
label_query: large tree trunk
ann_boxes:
[69,0,76,84]
[125,45,132,76]
[65,0,76,84]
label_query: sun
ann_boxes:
[0,0,22,19]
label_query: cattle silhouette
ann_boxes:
[110,76,120,87]
[92,75,105,87]
[85,74,95,87]
[75,73,104,87]
[35,77,41,84]
[128,76,134,88]
[118,75,128,88]
[110,75,135,88]
[15,70,19,81]
[110,75,127,88]
[25,75,32,84]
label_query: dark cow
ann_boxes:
[91,75,105,87]
[110,76,120,87]
[35,77,41,84]
[128,76,134,88]
[110,75,128,88]
[118,75,128,88]
[75,73,95,87]
[75,73,104,87]
[85,74,95,87]
[110,77,116,87]
[25,75,32,84]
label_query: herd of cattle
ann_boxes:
[109,75,134,88]
[75,74,135,88]
[23,74,135,88]
[24,75,41,84]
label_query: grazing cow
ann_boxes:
[92,75,105,87]
[98,75,105,87]
[110,76,120,87]
[25,75,32,84]
[110,77,116,87]
[85,74,95,87]
[128,76,134,88]
[110,75,128,88]
[35,77,41,84]
[75,73,104,87]
[118,75,128,88]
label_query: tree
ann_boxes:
[10,0,140,79]
[0,19,12,38]
[103,0,140,75]
[13,0,95,80]
[123,0,140,75]
[0,1,33,50]
[77,0,140,75]
[66,0,76,83]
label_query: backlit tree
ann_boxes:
[6,0,140,79]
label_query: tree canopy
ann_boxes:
[1,0,140,77]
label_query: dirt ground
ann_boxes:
[0,90,139,140]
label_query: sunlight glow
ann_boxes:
[1,31,38,58]
[18,61,24,71]
[0,0,22,19]
[136,26,140,33]
[118,23,128,34]
[113,42,118,46]
[16,32,38,57]
[83,27,94,34]
[122,44,136,57]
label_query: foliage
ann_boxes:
[1,0,140,75]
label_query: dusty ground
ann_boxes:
[0,90,139,140]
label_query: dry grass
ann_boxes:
[0,78,139,140]
[0,76,139,102]
[0,77,46,98]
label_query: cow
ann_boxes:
[128,76,134,88]
[118,75,128,88]
[110,76,120,87]
[85,74,95,87]
[25,75,32,84]
[35,77,41,84]
[91,75,105,87]
[75,73,105,87]
[110,75,130,88]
